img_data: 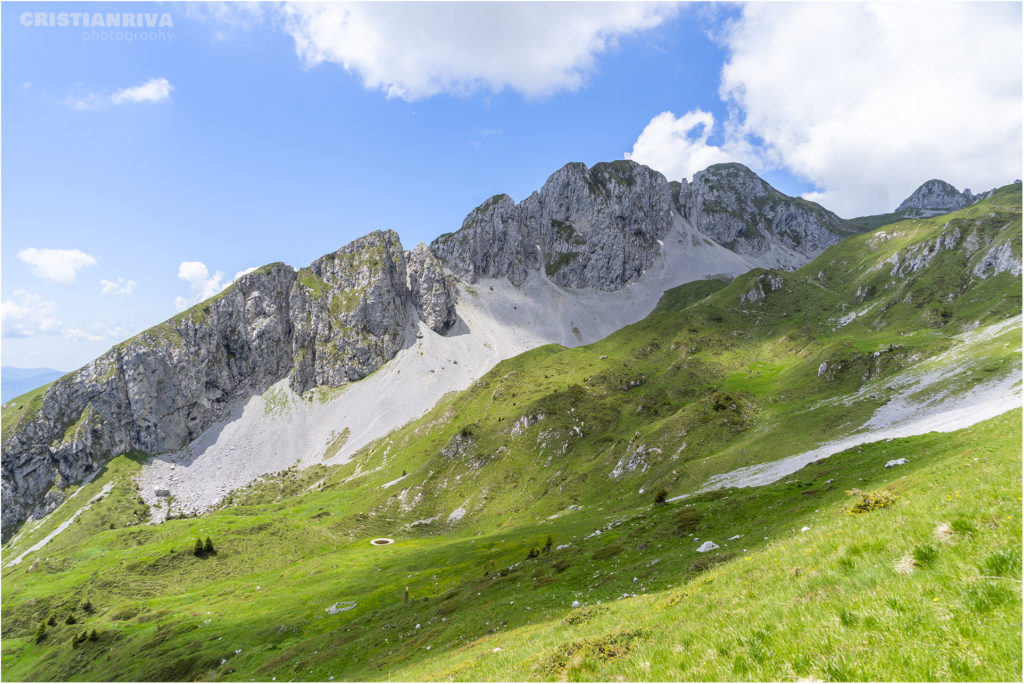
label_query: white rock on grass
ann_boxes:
[696,541,719,553]
[885,458,908,468]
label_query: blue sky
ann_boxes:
[2,2,1020,372]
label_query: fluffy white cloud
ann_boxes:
[2,291,61,338]
[723,2,1023,217]
[282,2,676,100]
[175,261,228,311]
[18,248,97,284]
[100,277,137,296]
[627,3,1021,217]
[110,77,174,105]
[625,109,758,182]
[67,77,173,111]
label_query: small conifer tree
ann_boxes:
[203,537,214,555]
[194,537,205,557]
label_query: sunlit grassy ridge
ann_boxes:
[1,185,1020,681]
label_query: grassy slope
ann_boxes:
[1,414,1018,681]
[1,186,1021,681]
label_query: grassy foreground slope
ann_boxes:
[1,413,1019,681]
[1,185,1021,681]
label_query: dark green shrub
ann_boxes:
[552,559,571,573]
[65,613,77,625]
[592,545,622,560]
[673,507,703,535]
[193,537,204,557]
[203,537,215,555]
[690,552,737,573]
[913,543,939,567]
[34,621,46,644]
[543,535,554,553]
[526,547,539,560]
[653,489,668,505]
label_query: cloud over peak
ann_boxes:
[282,2,677,100]
[627,2,1022,217]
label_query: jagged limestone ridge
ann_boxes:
[1,231,457,538]
[432,160,857,285]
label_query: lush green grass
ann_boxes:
[843,210,909,233]
[1,185,1021,681]
[1,412,1018,681]
[2,381,55,438]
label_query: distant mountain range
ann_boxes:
[1,367,64,403]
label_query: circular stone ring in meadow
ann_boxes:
[370,538,394,546]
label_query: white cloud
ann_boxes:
[67,77,173,111]
[625,109,759,182]
[175,261,228,311]
[2,291,62,338]
[110,77,174,105]
[627,3,1022,217]
[282,2,676,100]
[63,328,105,343]
[18,248,97,284]
[100,277,137,296]
[719,2,1022,217]
[233,266,258,282]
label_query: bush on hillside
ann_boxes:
[673,507,703,535]
[845,489,896,515]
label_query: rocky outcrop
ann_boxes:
[972,241,1023,279]
[406,243,457,334]
[289,231,412,394]
[1,232,447,537]
[896,179,979,217]
[2,264,297,535]
[432,161,674,290]
[679,163,854,260]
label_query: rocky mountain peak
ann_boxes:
[431,159,673,290]
[896,179,978,217]
[679,162,853,262]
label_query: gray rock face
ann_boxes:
[289,230,412,394]
[896,180,978,217]
[2,264,297,535]
[679,163,853,260]
[431,161,674,290]
[972,241,1022,278]
[406,243,458,334]
[2,233,432,538]
[739,271,786,304]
